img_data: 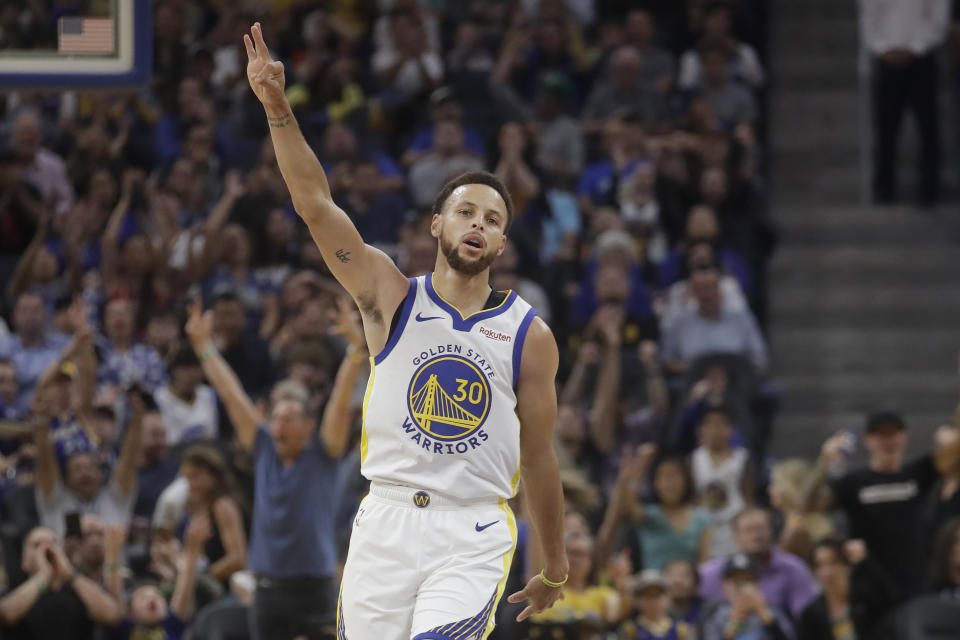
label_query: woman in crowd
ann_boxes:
[768,458,834,561]
[179,445,247,587]
[598,445,711,572]
[796,537,899,640]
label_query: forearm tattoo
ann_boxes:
[336,249,351,263]
[267,113,291,128]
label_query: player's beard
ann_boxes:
[440,233,496,276]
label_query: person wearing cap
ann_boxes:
[697,508,816,620]
[814,411,960,601]
[33,385,145,543]
[700,552,793,640]
[617,569,691,640]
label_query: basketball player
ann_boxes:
[243,23,568,639]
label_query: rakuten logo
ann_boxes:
[479,326,512,342]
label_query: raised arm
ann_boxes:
[243,23,407,341]
[31,391,59,498]
[587,308,624,455]
[319,296,368,459]
[113,390,145,497]
[188,172,245,282]
[506,319,568,622]
[185,299,260,451]
[596,443,656,566]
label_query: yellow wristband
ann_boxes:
[197,346,217,363]
[539,570,568,588]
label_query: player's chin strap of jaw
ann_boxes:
[538,570,568,589]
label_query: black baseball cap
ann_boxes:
[723,552,758,577]
[864,411,907,434]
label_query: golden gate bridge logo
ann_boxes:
[407,355,491,440]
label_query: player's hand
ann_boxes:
[507,572,566,622]
[243,22,287,110]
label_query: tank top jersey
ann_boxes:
[359,273,539,501]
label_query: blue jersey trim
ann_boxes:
[425,273,517,332]
[373,278,417,365]
[511,308,538,389]
[415,589,498,639]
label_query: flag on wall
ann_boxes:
[59,17,115,54]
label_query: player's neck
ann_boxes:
[431,263,492,316]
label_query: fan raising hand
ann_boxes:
[243,22,287,111]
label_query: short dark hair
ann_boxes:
[169,347,201,371]
[699,42,729,60]
[211,289,242,307]
[702,403,732,423]
[431,171,515,233]
[810,536,850,568]
[732,507,770,532]
[651,455,696,505]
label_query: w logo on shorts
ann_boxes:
[413,491,431,508]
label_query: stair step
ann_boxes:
[770,1,857,21]
[771,327,960,371]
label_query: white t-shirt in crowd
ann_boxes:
[153,384,219,445]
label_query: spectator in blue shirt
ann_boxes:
[577,111,652,214]
[185,296,358,639]
[0,290,71,404]
[96,296,168,394]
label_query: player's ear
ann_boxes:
[430,214,441,239]
[496,235,507,256]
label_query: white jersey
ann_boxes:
[359,273,538,501]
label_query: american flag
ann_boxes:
[58,17,115,54]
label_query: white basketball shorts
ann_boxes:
[336,482,517,640]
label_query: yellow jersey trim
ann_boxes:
[482,497,518,639]
[360,357,375,464]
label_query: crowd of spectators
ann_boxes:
[0,1,958,639]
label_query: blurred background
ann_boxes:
[1,0,960,639]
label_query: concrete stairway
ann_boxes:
[766,0,960,458]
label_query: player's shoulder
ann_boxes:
[524,316,557,350]
[518,316,558,380]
